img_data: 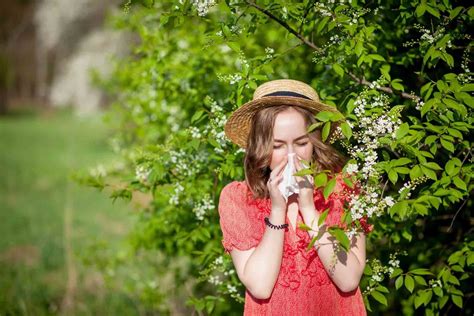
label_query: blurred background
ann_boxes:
[0,0,142,314]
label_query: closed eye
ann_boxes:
[296,142,308,146]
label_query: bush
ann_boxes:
[80,1,473,314]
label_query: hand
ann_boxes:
[294,156,315,214]
[267,156,288,213]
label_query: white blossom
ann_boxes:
[191,0,216,16]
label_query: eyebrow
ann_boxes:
[273,134,309,143]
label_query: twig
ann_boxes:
[380,179,389,199]
[448,198,469,232]
[245,0,322,52]
[298,0,317,34]
[460,148,473,166]
[245,1,422,101]
[347,73,421,101]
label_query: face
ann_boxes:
[269,108,314,170]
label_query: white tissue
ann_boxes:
[278,153,300,201]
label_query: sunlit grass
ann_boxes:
[0,108,138,315]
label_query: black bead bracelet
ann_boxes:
[264,217,289,230]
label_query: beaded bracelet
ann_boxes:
[264,217,289,230]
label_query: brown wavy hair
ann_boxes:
[244,105,347,199]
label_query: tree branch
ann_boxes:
[347,73,421,101]
[448,198,469,232]
[245,0,321,52]
[245,1,422,101]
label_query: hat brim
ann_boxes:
[224,96,343,148]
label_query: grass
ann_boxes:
[0,109,139,315]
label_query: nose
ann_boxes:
[287,144,295,155]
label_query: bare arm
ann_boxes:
[230,157,288,300]
[301,208,366,293]
[230,209,286,299]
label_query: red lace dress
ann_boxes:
[218,174,373,315]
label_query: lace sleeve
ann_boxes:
[218,181,263,253]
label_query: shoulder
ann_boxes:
[218,180,253,209]
[220,181,249,201]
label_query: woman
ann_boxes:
[218,79,372,315]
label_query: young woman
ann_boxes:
[219,79,372,315]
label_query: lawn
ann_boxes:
[0,109,139,315]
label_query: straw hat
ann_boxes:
[224,79,343,148]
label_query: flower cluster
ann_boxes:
[403,24,446,49]
[338,89,403,230]
[203,255,241,301]
[189,126,201,139]
[348,185,390,220]
[169,182,184,205]
[314,3,332,17]
[429,279,443,288]
[192,194,215,221]
[398,176,429,199]
[135,165,151,184]
[265,47,274,59]
[191,0,216,17]
[217,73,242,85]
[459,48,473,84]
[169,149,208,178]
[89,164,107,178]
[363,251,406,294]
[202,97,229,154]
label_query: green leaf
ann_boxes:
[298,223,313,231]
[323,178,337,200]
[308,122,324,132]
[451,295,463,308]
[393,158,412,166]
[380,64,391,81]
[405,275,415,293]
[329,227,350,251]
[421,165,437,180]
[414,275,427,286]
[226,41,240,53]
[410,268,433,276]
[388,169,398,184]
[314,172,328,188]
[371,291,388,306]
[414,293,424,309]
[433,287,443,297]
[410,165,423,180]
[391,268,403,278]
[453,177,467,190]
[389,201,408,218]
[440,138,455,152]
[415,4,426,16]
[333,64,344,78]
[191,110,205,123]
[395,275,404,289]
[315,111,334,122]
[391,79,404,91]
[322,122,331,142]
[318,208,330,227]
[340,122,352,139]
[396,123,409,139]
[449,6,463,19]
[422,162,442,170]
[368,54,385,61]
[316,16,330,34]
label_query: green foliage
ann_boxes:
[88,0,473,314]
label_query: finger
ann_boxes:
[294,156,302,171]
